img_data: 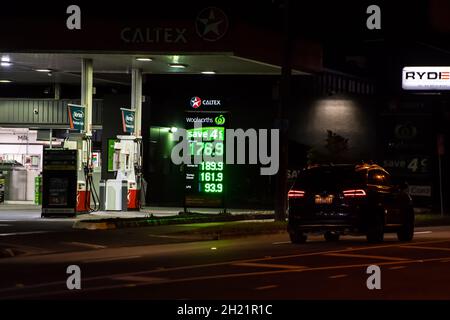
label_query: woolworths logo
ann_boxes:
[125,114,134,124]
[214,115,225,125]
[186,117,213,123]
[73,111,84,121]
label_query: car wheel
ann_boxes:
[289,231,307,244]
[324,231,340,242]
[397,207,415,242]
[366,210,384,243]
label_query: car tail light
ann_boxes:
[342,189,367,198]
[288,190,305,199]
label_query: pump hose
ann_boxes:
[88,174,100,213]
[85,136,101,213]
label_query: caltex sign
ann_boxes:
[189,96,222,109]
[190,97,202,109]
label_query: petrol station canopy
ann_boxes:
[0,3,322,83]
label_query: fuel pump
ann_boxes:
[106,135,142,211]
[63,133,100,213]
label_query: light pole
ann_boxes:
[274,0,292,221]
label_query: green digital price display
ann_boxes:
[184,112,228,207]
[189,141,224,157]
[200,161,224,171]
[187,128,225,194]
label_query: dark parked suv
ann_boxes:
[287,163,414,243]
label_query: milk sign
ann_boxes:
[68,104,85,132]
[121,108,135,133]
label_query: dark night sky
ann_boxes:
[1,1,449,76]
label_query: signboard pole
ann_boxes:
[49,128,53,149]
[131,69,143,138]
[437,134,445,216]
[438,155,444,217]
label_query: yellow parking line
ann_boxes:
[324,252,407,261]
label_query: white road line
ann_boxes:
[0,231,48,237]
[62,242,107,249]
[82,255,141,263]
[329,274,348,279]
[272,241,291,245]
[2,239,450,297]
[414,231,433,235]
[255,285,278,290]
[0,242,51,255]
[4,256,450,299]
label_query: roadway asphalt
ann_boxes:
[0,213,450,300]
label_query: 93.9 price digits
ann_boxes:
[203,183,223,193]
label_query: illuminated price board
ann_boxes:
[184,111,228,207]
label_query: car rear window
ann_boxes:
[293,167,367,190]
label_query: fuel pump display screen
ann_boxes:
[185,112,227,207]
[41,149,78,217]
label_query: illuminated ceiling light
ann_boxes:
[1,62,12,67]
[201,71,216,75]
[1,56,10,62]
[168,63,188,69]
[136,57,153,62]
[210,247,217,250]
[169,127,178,133]
[35,68,52,73]
[0,80,12,83]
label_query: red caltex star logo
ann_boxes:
[195,7,229,42]
[190,96,202,109]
